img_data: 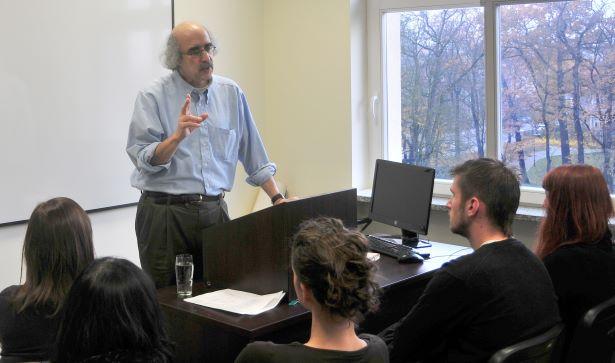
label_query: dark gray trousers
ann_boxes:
[135,193,230,288]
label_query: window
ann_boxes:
[368,0,615,202]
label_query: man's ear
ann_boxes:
[466,196,480,217]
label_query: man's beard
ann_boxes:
[450,212,470,238]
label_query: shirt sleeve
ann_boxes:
[126,91,172,174]
[235,91,277,186]
[387,270,471,363]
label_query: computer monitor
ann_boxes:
[369,159,435,246]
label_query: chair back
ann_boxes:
[566,295,615,363]
[489,324,564,363]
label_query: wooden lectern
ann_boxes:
[202,189,357,297]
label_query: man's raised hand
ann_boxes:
[174,94,208,141]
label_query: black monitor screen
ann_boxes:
[369,159,435,237]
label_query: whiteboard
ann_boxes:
[0,0,172,224]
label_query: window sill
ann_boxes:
[357,189,615,226]
[359,189,543,223]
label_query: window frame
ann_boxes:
[366,0,608,207]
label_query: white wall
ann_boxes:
[351,0,371,189]
[263,0,354,196]
[0,224,29,287]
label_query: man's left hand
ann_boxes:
[274,196,299,206]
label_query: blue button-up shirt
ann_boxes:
[127,72,276,196]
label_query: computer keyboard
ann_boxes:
[366,235,429,260]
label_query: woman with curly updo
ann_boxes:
[235,217,388,362]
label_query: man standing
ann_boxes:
[126,22,288,288]
[380,158,560,362]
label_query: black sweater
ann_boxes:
[235,334,388,363]
[542,231,615,351]
[381,238,560,363]
[0,285,59,360]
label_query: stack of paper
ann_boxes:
[185,289,286,315]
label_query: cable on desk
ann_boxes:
[429,247,472,259]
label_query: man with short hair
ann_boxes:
[126,22,288,288]
[380,158,560,362]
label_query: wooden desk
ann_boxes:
[157,242,470,363]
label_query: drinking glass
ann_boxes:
[175,254,194,297]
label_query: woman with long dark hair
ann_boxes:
[236,217,387,362]
[0,197,95,360]
[53,257,173,362]
[535,164,615,350]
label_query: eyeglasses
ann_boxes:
[184,43,217,57]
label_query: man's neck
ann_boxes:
[468,222,509,249]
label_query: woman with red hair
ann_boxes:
[535,164,615,351]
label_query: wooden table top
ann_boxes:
[157,241,471,339]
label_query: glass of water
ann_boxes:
[175,254,194,297]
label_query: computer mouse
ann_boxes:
[397,251,424,264]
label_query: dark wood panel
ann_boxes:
[202,189,358,297]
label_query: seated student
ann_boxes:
[380,158,560,362]
[0,197,95,361]
[235,217,388,363]
[534,164,615,352]
[53,257,173,362]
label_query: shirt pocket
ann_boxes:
[208,126,237,162]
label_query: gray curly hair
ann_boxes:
[161,26,218,71]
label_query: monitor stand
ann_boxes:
[399,229,432,248]
[401,229,419,247]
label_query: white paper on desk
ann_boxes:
[367,252,380,262]
[184,289,286,315]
